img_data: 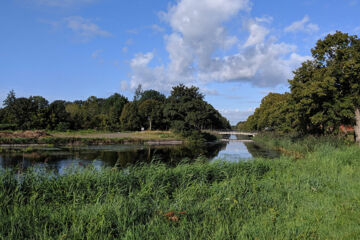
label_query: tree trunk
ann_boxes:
[355,107,360,145]
[149,119,152,131]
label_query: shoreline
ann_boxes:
[0,130,185,146]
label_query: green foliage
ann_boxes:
[48,100,70,130]
[138,99,163,130]
[241,93,295,132]
[139,89,166,103]
[0,85,230,135]
[120,102,142,131]
[1,91,129,131]
[1,140,360,239]
[164,84,230,136]
[242,31,360,136]
[0,124,16,130]
[289,31,360,134]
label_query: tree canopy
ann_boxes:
[240,31,360,142]
[0,85,230,135]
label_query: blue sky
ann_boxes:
[1,0,360,124]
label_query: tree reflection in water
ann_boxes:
[0,138,278,173]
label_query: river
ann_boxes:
[0,135,279,174]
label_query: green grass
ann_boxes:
[253,132,349,158]
[1,139,360,239]
[0,137,128,145]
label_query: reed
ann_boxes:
[1,139,360,239]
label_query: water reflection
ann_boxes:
[0,135,279,173]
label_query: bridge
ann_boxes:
[215,131,257,137]
[220,139,254,143]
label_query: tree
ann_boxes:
[9,98,34,129]
[242,93,294,132]
[29,96,49,129]
[290,31,360,139]
[120,102,142,131]
[103,93,128,130]
[138,100,163,130]
[2,90,16,124]
[3,90,16,108]
[139,90,166,103]
[48,100,70,130]
[312,32,360,141]
[163,84,230,135]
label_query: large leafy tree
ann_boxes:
[163,84,230,135]
[138,99,163,130]
[290,31,360,138]
[8,98,34,129]
[139,90,166,103]
[29,96,49,129]
[243,93,294,132]
[120,102,142,131]
[48,100,70,130]
[103,93,128,130]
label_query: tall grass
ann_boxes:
[1,142,360,239]
[253,132,348,158]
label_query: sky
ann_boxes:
[1,0,360,124]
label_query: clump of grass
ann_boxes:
[1,141,360,239]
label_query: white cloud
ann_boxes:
[243,20,270,47]
[220,109,254,125]
[34,0,96,7]
[64,16,111,41]
[120,80,128,91]
[284,15,319,34]
[129,53,168,90]
[127,0,309,91]
[200,88,219,96]
[255,16,273,24]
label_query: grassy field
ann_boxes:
[1,135,360,239]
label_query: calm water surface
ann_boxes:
[0,135,279,174]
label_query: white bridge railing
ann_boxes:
[215,131,257,136]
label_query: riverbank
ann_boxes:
[253,132,348,158]
[1,136,359,239]
[0,130,184,146]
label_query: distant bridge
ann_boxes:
[220,139,254,143]
[215,131,257,137]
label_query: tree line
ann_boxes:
[238,31,360,143]
[0,84,230,136]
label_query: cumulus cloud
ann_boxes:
[243,20,270,47]
[129,53,168,90]
[127,0,309,91]
[284,15,319,34]
[64,16,111,41]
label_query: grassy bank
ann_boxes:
[0,130,184,146]
[1,138,360,239]
[253,132,348,158]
